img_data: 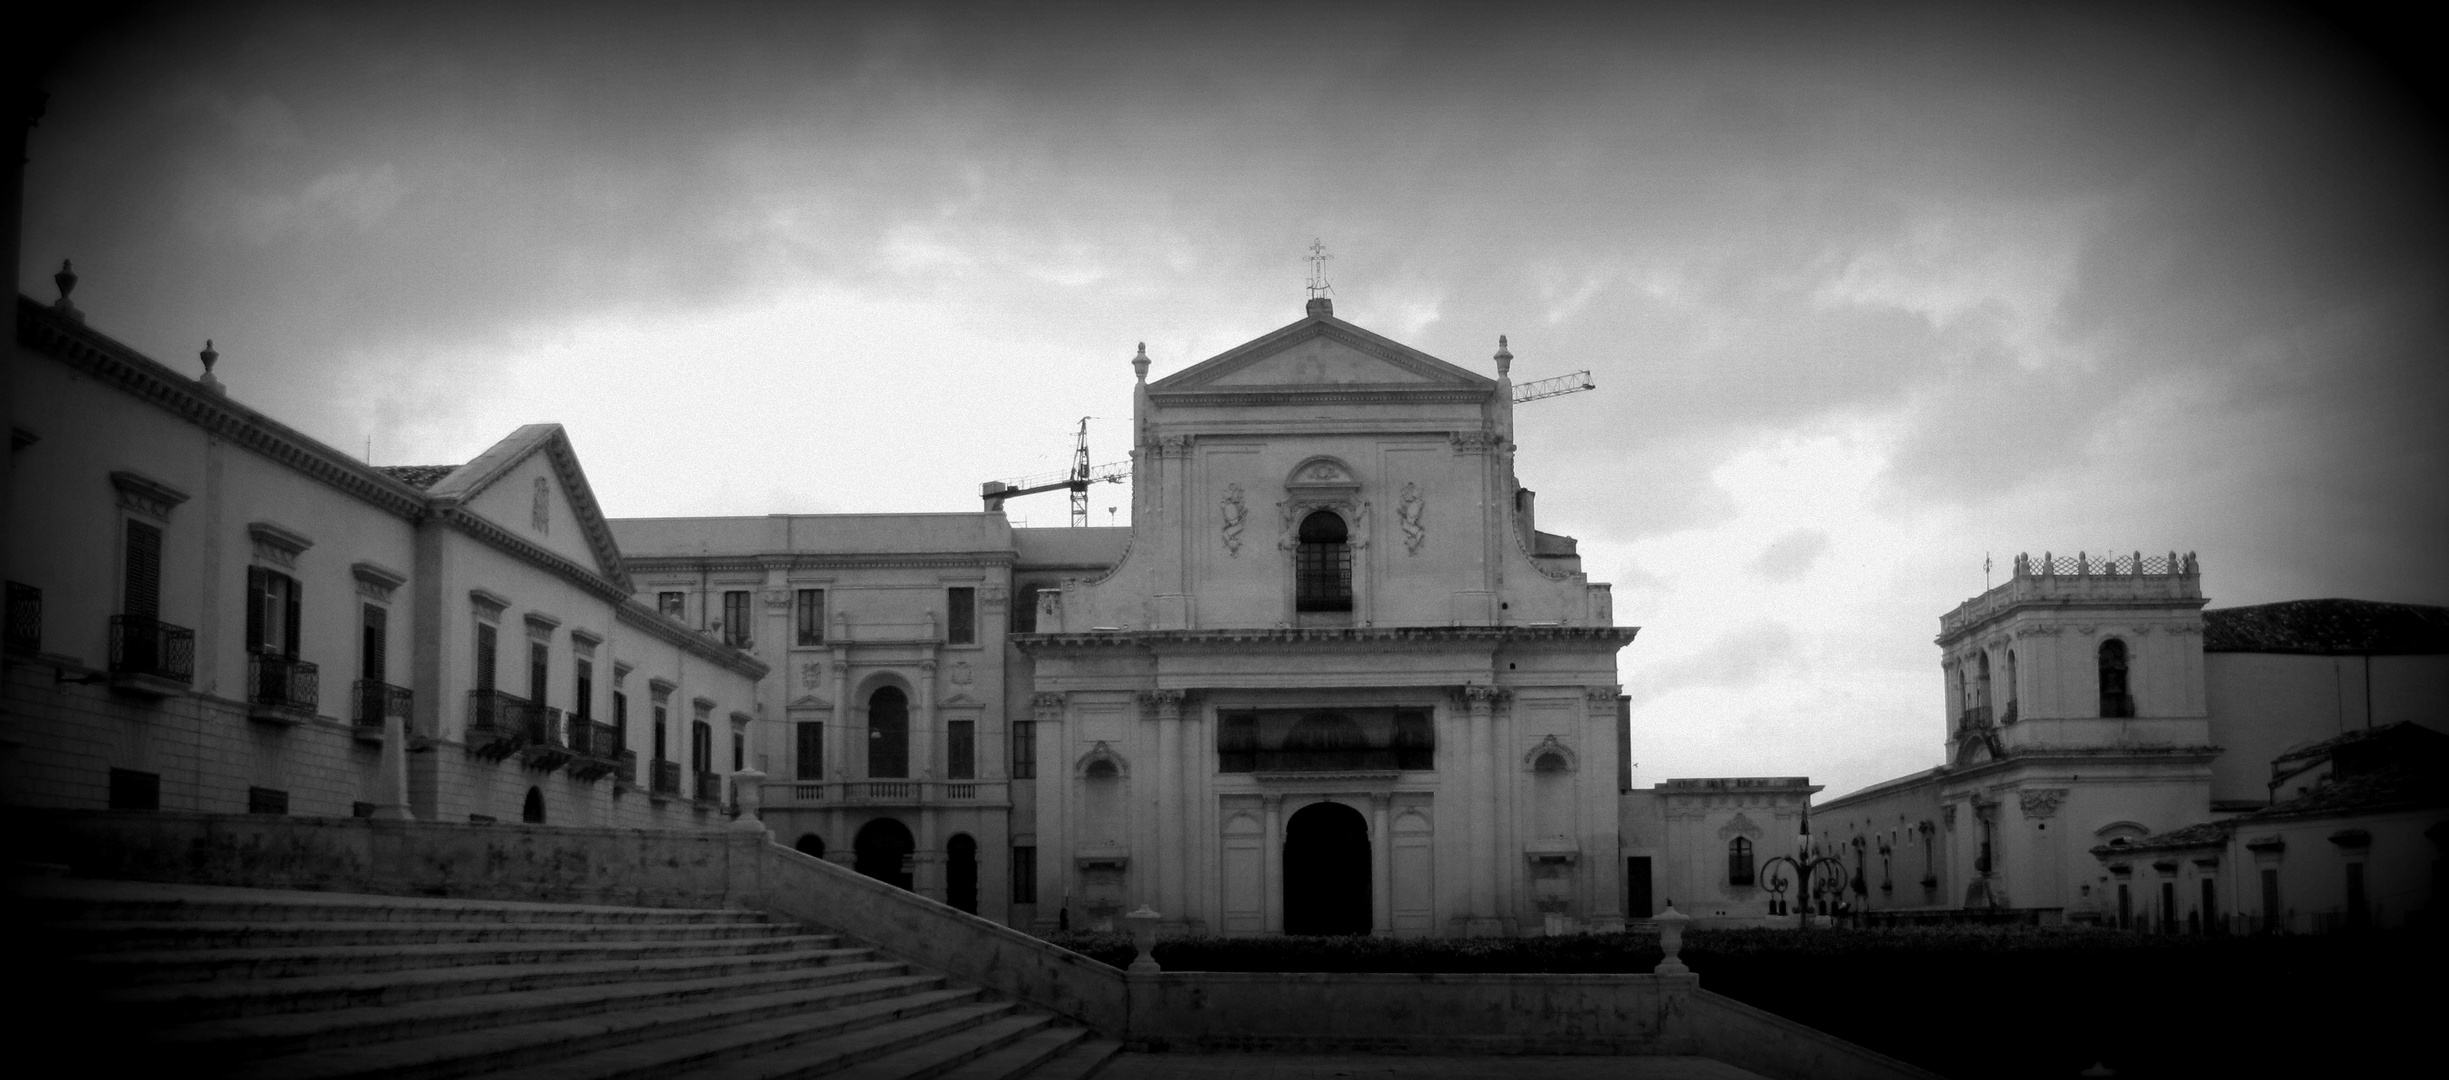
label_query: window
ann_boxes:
[361,604,387,685]
[1975,652,1992,717]
[1216,713,1257,773]
[109,767,160,811]
[1011,719,1036,779]
[2161,881,2177,935]
[1011,845,1038,904]
[868,686,909,778]
[2260,868,2281,933]
[1728,837,1755,886]
[722,591,751,647]
[573,658,593,722]
[653,700,669,762]
[1295,510,1354,612]
[475,623,497,694]
[796,589,825,645]
[614,690,628,750]
[797,722,824,780]
[733,729,745,772]
[528,640,549,706]
[2003,650,2019,722]
[248,786,289,815]
[658,591,685,620]
[2201,879,2219,935]
[691,718,714,773]
[947,587,976,645]
[124,519,163,619]
[2098,639,2135,718]
[947,720,975,780]
[1010,583,1040,634]
[246,566,300,657]
[1392,710,1435,770]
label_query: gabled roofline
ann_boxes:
[1147,311,1496,398]
[426,423,633,593]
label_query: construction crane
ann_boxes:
[1512,370,1595,404]
[981,417,1127,526]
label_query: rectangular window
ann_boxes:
[475,622,497,693]
[361,605,387,684]
[658,591,686,620]
[573,658,593,722]
[529,641,549,705]
[1011,720,1036,779]
[691,719,714,772]
[109,768,160,811]
[2261,868,2281,933]
[1010,583,1040,634]
[797,722,825,780]
[123,520,163,618]
[797,589,825,645]
[947,587,976,645]
[947,720,975,780]
[1216,712,1257,773]
[653,705,668,761]
[722,591,752,647]
[733,729,745,772]
[247,786,289,815]
[246,566,301,657]
[1010,845,1038,904]
[2161,881,2178,935]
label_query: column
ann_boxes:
[1155,689,1188,929]
[828,653,850,785]
[1466,685,1500,935]
[1370,793,1393,936]
[1032,692,1068,931]
[917,656,939,781]
[1263,794,1284,933]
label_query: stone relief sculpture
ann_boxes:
[1220,483,1247,556]
[1276,498,1301,551]
[1397,482,1425,555]
[1349,501,1372,549]
[531,476,550,533]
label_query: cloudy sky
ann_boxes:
[23,1,2446,798]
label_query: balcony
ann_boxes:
[352,679,413,739]
[109,614,194,695]
[651,758,682,798]
[693,770,724,806]
[518,707,574,772]
[567,720,626,783]
[247,653,319,723]
[6,582,38,653]
[1250,749,1404,776]
[1956,705,1992,732]
[466,690,540,760]
[761,780,1011,807]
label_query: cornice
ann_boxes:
[24,297,430,522]
[613,599,769,678]
[626,550,1020,575]
[1017,625,1641,653]
[1150,387,1489,408]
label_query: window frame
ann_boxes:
[946,587,977,646]
[796,588,826,646]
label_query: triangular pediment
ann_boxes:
[1151,314,1495,396]
[426,424,631,591]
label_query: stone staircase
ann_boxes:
[14,878,1118,1080]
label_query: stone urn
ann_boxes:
[1122,906,1163,973]
[1653,903,1692,976]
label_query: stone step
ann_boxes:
[1011,1038,1122,1080]
[227,980,984,1080]
[647,1001,1017,1080]
[825,1014,1063,1080]
[58,919,811,952]
[109,947,889,1021]
[930,1027,1096,1080]
[84,933,840,986]
[11,880,771,927]
[150,962,944,1061]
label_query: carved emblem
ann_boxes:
[951,661,973,686]
[1398,482,1426,555]
[531,477,551,534]
[799,662,823,690]
[2018,788,2068,819]
[1349,501,1372,549]
[1276,499,1302,551]
[1220,484,1247,557]
[1302,461,1346,482]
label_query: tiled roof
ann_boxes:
[375,464,460,490]
[2203,599,2449,655]
[2100,820,2236,855]
[2270,720,2442,766]
[2242,760,2449,823]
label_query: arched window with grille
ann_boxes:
[1295,510,1353,612]
[1728,836,1756,886]
[2098,639,2135,718]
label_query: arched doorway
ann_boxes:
[522,786,545,824]
[794,833,826,859]
[853,817,915,891]
[1283,801,1371,935]
[947,834,978,914]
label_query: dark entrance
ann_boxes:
[853,817,915,891]
[1283,801,1371,935]
[1626,856,1654,918]
[522,787,545,824]
[947,834,978,914]
[794,833,826,858]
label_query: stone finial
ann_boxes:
[52,260,83,322]
[1123,906,1163,973]
[1132,342,1150,382]
[1494,335,1513,377]
[198,340,225,395]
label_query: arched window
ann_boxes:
[2004,651,2019,723]
[1533,751,1568,774]
[1975,652,1992,718]
[1728,837,1755,886]
[2098,639,2134,718]
[794,833,826,858]
[1294,510,1353,613]
[522,786,545,824]
[868,686,909,778]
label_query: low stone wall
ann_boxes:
[5,810,1939,1078]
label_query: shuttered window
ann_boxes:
[246,566,301,657]
[123,520,163,618]
[475,622,497,693]
[361,605,387,683]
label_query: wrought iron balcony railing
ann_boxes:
[1957,705,1992,731]
[6,582,39,653]
[248,653,320,714]
[110,615,195,683]
[651,758,682,796]
[467,689,541,741]
[694,770,723,804]
[353,679,413,727]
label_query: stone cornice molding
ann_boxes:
[1449,430,1504,455]
[31,299,430,521]
[110,469,190,520]
[1016,625,1639,653]
[625,550,1021,575]
[468,589,510,621]
[1151,387,1487,408]
[247,520,314,568]
[613,600,770,679]
[352,561,408,602]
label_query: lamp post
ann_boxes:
[1758,818,1848,929]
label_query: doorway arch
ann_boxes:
[947,834,978,914]
[853,817,915,891]
[522,786,545,824]
[1283,800,1371,935]
[794,833,826,859]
